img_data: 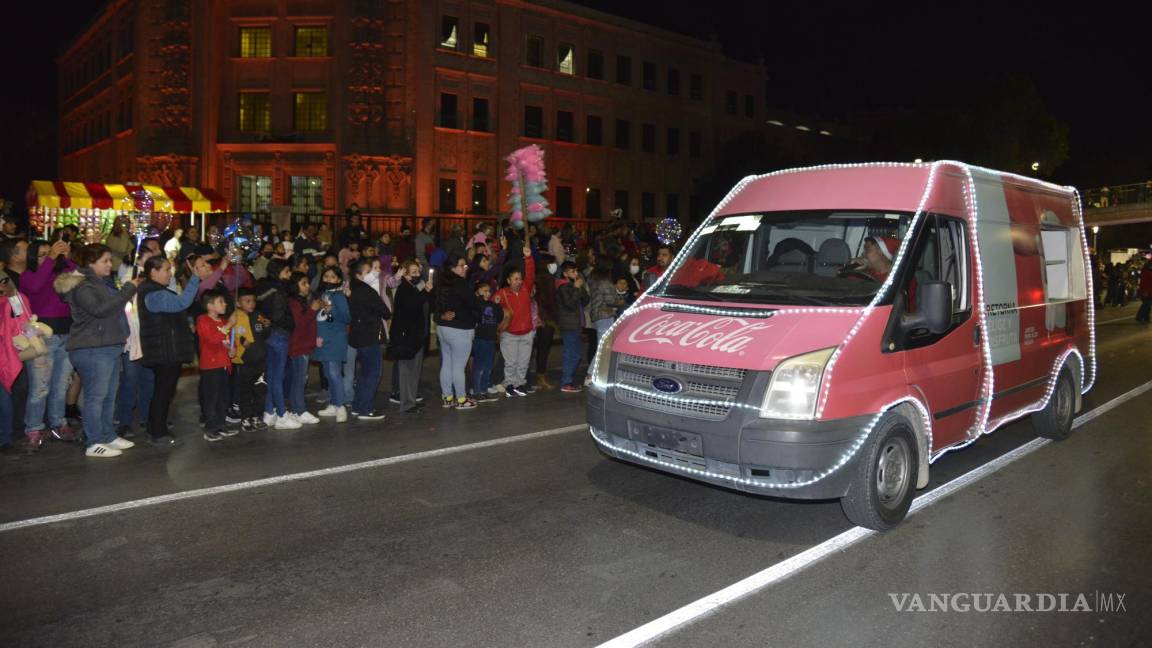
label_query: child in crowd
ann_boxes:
[470,282,503,402]
[232,288,269,432]
[196,292,236,442]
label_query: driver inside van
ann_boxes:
[846,235,900,282]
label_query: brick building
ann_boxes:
[59,0,846,227]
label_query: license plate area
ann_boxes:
[628,422,704,457]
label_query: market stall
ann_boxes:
[25,180,227,240]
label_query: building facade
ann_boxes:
[59,0,845,225]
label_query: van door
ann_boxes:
[890,215,983,450]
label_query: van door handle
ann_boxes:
[973,325,982,345]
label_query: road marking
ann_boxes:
[596,378,1152,648]
[1096,311,1140,325]
[0,424,587,534]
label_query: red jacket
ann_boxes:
[494,255,536,335]
[288,297,318,357]
[196,314,233,372]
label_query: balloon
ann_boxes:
[656,218,682,245]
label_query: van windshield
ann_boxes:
[660,210,914,306]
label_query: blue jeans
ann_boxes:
[288,355,309,413]
[69,345,123,446]
[561,330,582,387]
[353,344,382,414]
[115,353,153,427]
[264,331,289,416]
[342,344,357,407]
[322,360,346,407]
[437,326,474,400]
[472,339,497,394]
[24,333,72,432]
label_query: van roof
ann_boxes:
[714,162,1076,220]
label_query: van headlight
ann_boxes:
[589,324,621,392]
[760,347,836,420]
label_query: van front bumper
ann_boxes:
[586,388,874,500]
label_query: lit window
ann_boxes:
[291,176,323,214]
[238,93,270,131]
[239,27,272,58]
[238,176,272,212]
[440,16,459,50]
[294,92,327,132]
[439,179,457,213]
[295,26,328,57]
[473,23,490,57]
[558,43,575,75]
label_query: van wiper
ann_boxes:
[662,285,724,301]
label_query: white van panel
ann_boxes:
[971,169,1022,366]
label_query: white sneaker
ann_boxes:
[317,405,339,417]
[107,436,135,450]
[488,385,503,395]
[335,406,348,423]
[297,411,320,425]
[275,416,302,430]
[85,444,123,458]
[263,412,278,426]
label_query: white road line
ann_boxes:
[1096,312,1140,325]
[596,378,1152,648]
[0,423,586,534]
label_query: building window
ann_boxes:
[239,27,272,58]
[238,92,271,131]
[690,73,703,100]
[586,188,602,219]
[614,119,630,149]
[689,195,702,220]
[587,49,604,80]
[586,115,603,145]
[666,128,680,155]
[556,186,573,218]
[525,36,544,67]
[439,178,457,213]
[472,97,490,132]
[726,91,738,115]
[524,105,544,138]
[471,181,488,214]
[439,93,458,128]
[290,176,323,214]
[295,26,328,56]
[556,110,574,142]
[440,16,459,50]
[689,131,702,158]
[238,175,272,212]
[668,68,680,96]
[473,22,490,57]
[642,61,657,91]
[614,190,629,215]
[615,55,631,85]
[558,43,575,75]
[666,193,680,219]
[745,95,755,118]
[642,192,655,219]
[641,123,655,153]
[294,92,327,131]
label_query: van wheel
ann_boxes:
[840,412,918,531]
[1033,370,1075,440]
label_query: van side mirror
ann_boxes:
[902,281,952,335]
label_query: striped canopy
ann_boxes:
[27,181,227,213]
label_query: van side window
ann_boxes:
[1039,228,1071,300]
[899,215,970,334]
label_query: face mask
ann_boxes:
[547,263,558,275]
[263,252,273,259]
[323,281,342,291]
[364,270,380,284]
[630,264,640,274]
[616,290,628,296]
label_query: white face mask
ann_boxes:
[363,270,380,284]
[547,263,558,275]
[629,264,640,274]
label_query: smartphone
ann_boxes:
[428,268,435,282]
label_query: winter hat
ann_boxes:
[868,236,900,262]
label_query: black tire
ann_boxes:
[840,412,918,531]
[1033,370,1075,440]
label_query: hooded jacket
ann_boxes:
[55,267,136,351]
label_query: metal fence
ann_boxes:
[1083,182,1152,209]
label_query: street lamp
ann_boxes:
[1092,225,1100,252]
[1031,162,1040,172]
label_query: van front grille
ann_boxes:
[612,354,750,421]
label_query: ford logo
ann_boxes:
[652,376,683,394]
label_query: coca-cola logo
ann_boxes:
[626,313,774,354]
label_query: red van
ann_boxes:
[586,162,1095,529]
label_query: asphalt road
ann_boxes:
[0,303,1148,648]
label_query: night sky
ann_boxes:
[1,1,1147,211]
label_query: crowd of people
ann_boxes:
[0,212,676,458]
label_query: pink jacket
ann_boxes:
[1,292,33,390]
